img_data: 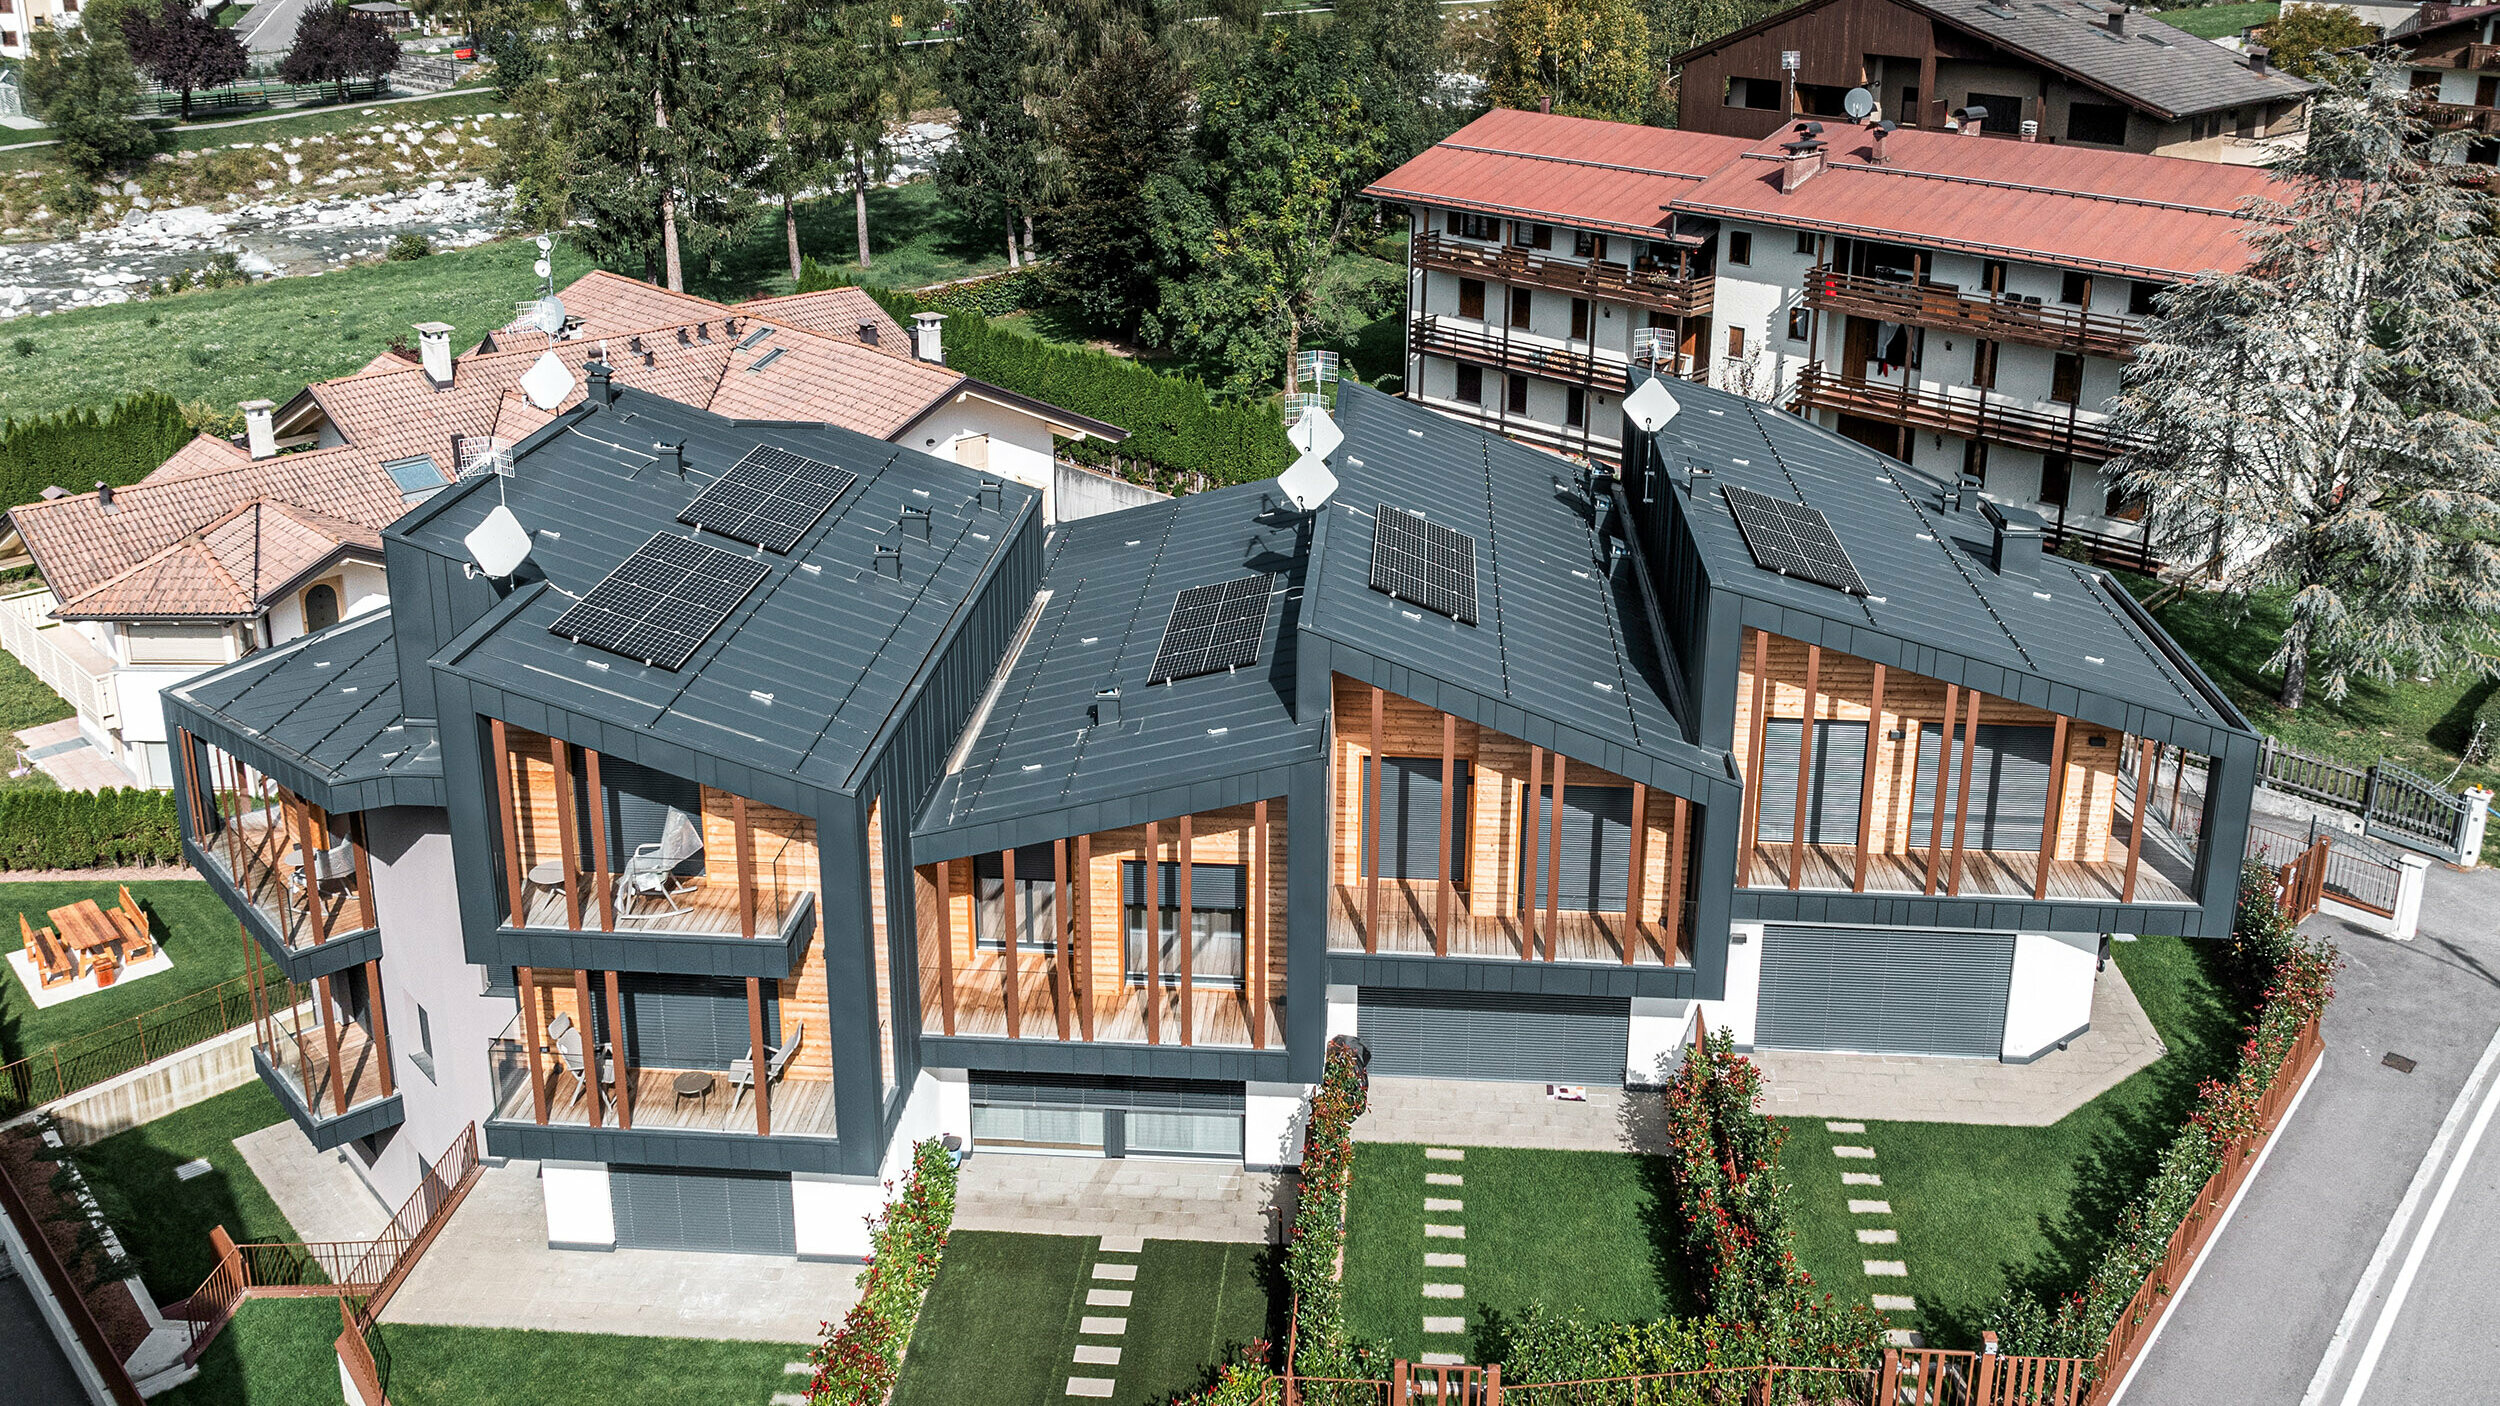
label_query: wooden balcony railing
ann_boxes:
[1411,315,1633,392]
[1413,231,1714,317]
[2423,101,2500,133]
[1804,266,2148,358]
[2418,41,2500,70]
[1787,363,2139,460]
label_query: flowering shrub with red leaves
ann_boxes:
[805,1139,957,1406]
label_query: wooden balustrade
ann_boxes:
[1804,266,2148,358]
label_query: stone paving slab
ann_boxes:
[1863,1260,1908,1276]
[1425,1253,1466,1268]
[953,1153,1287,1243]
[1067,1377,1116,1397]
[1849,1199,1892,1214]
[1085,1288,1132,1308]
[1092,1263,1137,1281]
[1074,1345,1122,1366]
[1857,1229,1899,1244]
[1843,1172,1883,1186]
[1358,1086,1666,1153]
[1423,1316,1466,1333]
[1872,1295,1917,1312]
[1079,1316,1127,1335]
[235,1121,393,1246]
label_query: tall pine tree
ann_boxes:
[936,0,1044,268]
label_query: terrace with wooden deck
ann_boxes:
[184,735,376,951]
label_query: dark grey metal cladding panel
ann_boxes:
[877,511,1048,812]
[610,1164,797,1255]
[481,1119,846,1175]
[917,1037,1291,1085]
[1732,889,2222,938]
[384,532,503,725]
[1286,751,1331,1085]
[1359,987,1630,1085]
[487,894,815,979]
[1756,924,2014,1058]
[192,839,383,981]
[253,1046,404,1152]
[911,763,1311,866]
[1326,950,1702,1001]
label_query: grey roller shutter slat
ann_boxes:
[1907,723,2054,851]
[1756,925,2014,1058]
[597,755,704,871]
[621,973,779,1070]
[1363,757,1471,882]
[611,1166,795,1255]
[1754,720,1869,845]
[1522,784,1634,910]
[1360,987,1628,1085]
[1121,861,1247,910]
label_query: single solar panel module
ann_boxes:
[1369,505,1479,625]
[1149,574,1273,683]
[680,444,857,553]
[1721,484,1869,596]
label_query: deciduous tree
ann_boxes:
[121,0,246,121]
[811,0,944,272]
[1045,31,1189,334]
[1488,0,1652,123]
[23,9,153,179]
[2256,4,2378,82]
[279,2,403,102]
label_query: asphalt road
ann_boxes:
[0,1261,87,1406]
[2120,861,2500,1405]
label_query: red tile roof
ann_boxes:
[1363,109,1757,240]
[57,500,381,620]
[733,286,910,351]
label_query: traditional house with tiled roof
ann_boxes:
[0,271,1125,788]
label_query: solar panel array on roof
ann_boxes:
[1721,484,1870,596]
[549,532,769,669]
[1148,574,1273,683]
[679,443,856,553]
[1370,505,1479,625]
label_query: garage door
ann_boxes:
[1360,987,1629,1085]
[610,1165,795,1255]
[1756,925,2015,1058]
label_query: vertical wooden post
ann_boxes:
[364,958,394,1099]
[1739,630,1772,886]
[489,719,527,926]
[733,794,757,940]
[2033,715,2072,901]
[550,740,582,930]
[2122,739,2154,904]
[747,977,771,1137]
[1924,686,1960,895]
[1076,836,1096,1042]
[1177,815,1194,1047]
[1522,746,1544,960]
[1624,783,1648,966]
[288,796,322,947]
[1434,714,1456,954]
[315,972,347,1113]
[1252,800,1269,1051]
[935,862,957,1037]
[1054,839,1073,1041]
[585,750,614,932]
[573,968,601,1127]
[605,968,632,1128]
[1543,753,1566,960]
[2169,747,2186,821]
[1789,645,1821,890]
[1949,692,1984,896]
[519,967,548,1124]
[1142,822,1160,1045]
[1665,795,1689,964]
[1365,686,1385,952]
[1002,847,1021,1039]
[1855,664,1885,893]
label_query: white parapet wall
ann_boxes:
[1696,923,1765,1049]
[2001,931,2100,1063]
[792,1172,884,1262]
[1626,997,1697,1087]
[1326,984,1358,1041]
[540,1160,615,1251]
[8,1019,267,1148]
[1244,1081,1313,1169]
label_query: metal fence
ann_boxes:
[2255,738,2479,862]
[131,76,391,119]
[0,973,297,1116]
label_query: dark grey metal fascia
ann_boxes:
[1729,888,2230,939]
[482,1118,845,1176]
[918,1035,1292,1084]
[253,1045,405,1152]
[1326,950,1709,1001]
[909,758,1320,865]
[489,890,818,981]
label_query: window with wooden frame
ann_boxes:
[1452,210,1500,241]
[1455,363,1483,404]
[1122,861,1246,988]
[1458,277,1486,320]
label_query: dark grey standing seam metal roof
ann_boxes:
[1647,373,2253,753]
[1912,0,2312,119]
[166,608,444,811]
[915,480,1320,860]
[408,388,1040,797]
[1303,386,1726,795]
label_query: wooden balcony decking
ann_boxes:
[1327,880,1693,966]
[933,959,1284,1049]
[1788,364,2138,461]
[1741,843,2195,904]
[495,1058,839,1138]
[207,814,372,949]
[1414,232,1715,318]
[512,869,809,939]
[265,1019,391,1117]
[1803,267,2147,358]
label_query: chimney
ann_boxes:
[857,320,880,347]
[655,441,686,477]
[94,481,115,513]
[2021,119,2039,142]
[584,360,614,407]
[412,321,455,388]
[1982,500,2044,577]
[911,311,947,365]
[2248,46,2272,76]
[1092,686,1122,725]
[2103,5,2125,35]
[1869,119,1893,162]
[240,399,277,460]
[1961,108,1986,135]
[1781,145,1826,192]
[1540,96,1552,114]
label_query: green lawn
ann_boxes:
[1775,935,2248,1347]
[2118,573,2500,794]
[690,180,1013,304]
[72,1081,308,1303]
[0,640,73,793]
[1342,1143,1696,1362]
[0,880,249,1062]
[894,1230,1275,1406]
[2157,2,2279,39]
[0,90,508,173]
[159,1298,347,1406]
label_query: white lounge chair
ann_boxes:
[286,824,356,907]
[615,807,704,921]
[727,1022,803,1114]
[546,1012,615,1112]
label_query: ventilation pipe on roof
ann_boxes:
[900,505,932,539]
[94,481,115,513]
[1983,499,2044,577]
[584,360,614,408]
[858,320,880,347]
[655,441,686,477]
[413,321,455,389]
[2103,4,2125,35]
[912,312,947,365]
[1092,686,1122,725]
[2248,46,2272,76]
[873,543,904,578]
[240,399,277,460]
[38,486,67,501]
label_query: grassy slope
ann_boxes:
[1776,936,2246,1347]
[0,880,248,1061]
[74,1082,308,1303]
[687,181,1011,304]
[1343,1143,1696,1362]
[2158,2,2280,39]
[159,1298,346,1406]
[0,90,508,173]
[0,642,74,736]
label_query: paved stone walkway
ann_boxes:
[1823,1125,1924,1347]
[1353,1079,1671,1153]
[1751,958,2165,1126]
[1065,1234,1142,1397]
[1417,1148,1470,1364]
[13,721,143,792]
[953,1153,1286,1243]
[236,1120,393,1245]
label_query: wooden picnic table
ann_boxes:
[47,900,122,976]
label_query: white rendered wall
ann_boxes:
[541,1161,615,1249]
[1697,923,1764,1049]
[1326,984,1358,1041]
[2000,930,2098,1062]
[793,1173,884,1261]
[1244,1081,1313,1169]
[1625,996,1696,1087]
[899,396,1066,520]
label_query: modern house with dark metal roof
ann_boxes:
[1673,0,2312,160]
[157,367,2255,1259]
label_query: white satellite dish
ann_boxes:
[533,258,552,279]
[521,348,575,410]
[464,503,533,578]
[1287,406,1345,462]
[528,294,568,336]
[1624,376,1683,434]
[535,234,553,253]
[1278,450,1339,513]
[1843,86,1875,120]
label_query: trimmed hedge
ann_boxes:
[0,788,184,871]
[796,260,1295,487]
[0,394,196,513]
[805,1138,957,1405]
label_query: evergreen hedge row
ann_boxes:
[0,394,197,513]
[0,787,184,871]
[795,261,1294,486]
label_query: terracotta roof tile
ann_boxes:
[733,286,910,355]
[56,499,379,619]
[1364,109,1757,239]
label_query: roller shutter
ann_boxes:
[1907,723,2054,851]
[1520,784,1635,910]
[1756,925,2015,1058]
[616,973,778,1071]
[590,756,704,872]
[610,1165,795,1255]
[1360,987,1629,1085]
[1362,758,1471,882]
[1754,720,1869,845]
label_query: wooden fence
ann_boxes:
[0,972,298,1116]
[2270,840,2330,924]
[2083,1015,2325,1400]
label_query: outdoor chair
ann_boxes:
[546,1012,615,1112]
[726,1022,804,1115]
[286,824,356,909]
[615,807,705,922]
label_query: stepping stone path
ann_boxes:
[1419,1149,1468,1365]
[1829,1121,1921,1337]
[1068,1234,1145,1398]
[771,1360,810,1405]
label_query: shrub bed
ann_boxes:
[804,1138,958,1406]
[0,393,196,512]
[0,788,183,871]
[1991,861,2338,1368]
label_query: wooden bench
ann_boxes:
[111,885,155,963]
[19,913,73,988]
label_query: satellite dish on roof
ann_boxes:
[1278,450,1339,513]
[528,294,568,336]
[521,349,575,410]
[463,503,533,578]
[1843,86,1875,120]
[1287,406,1345,462]
[1624,376,1682,435]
